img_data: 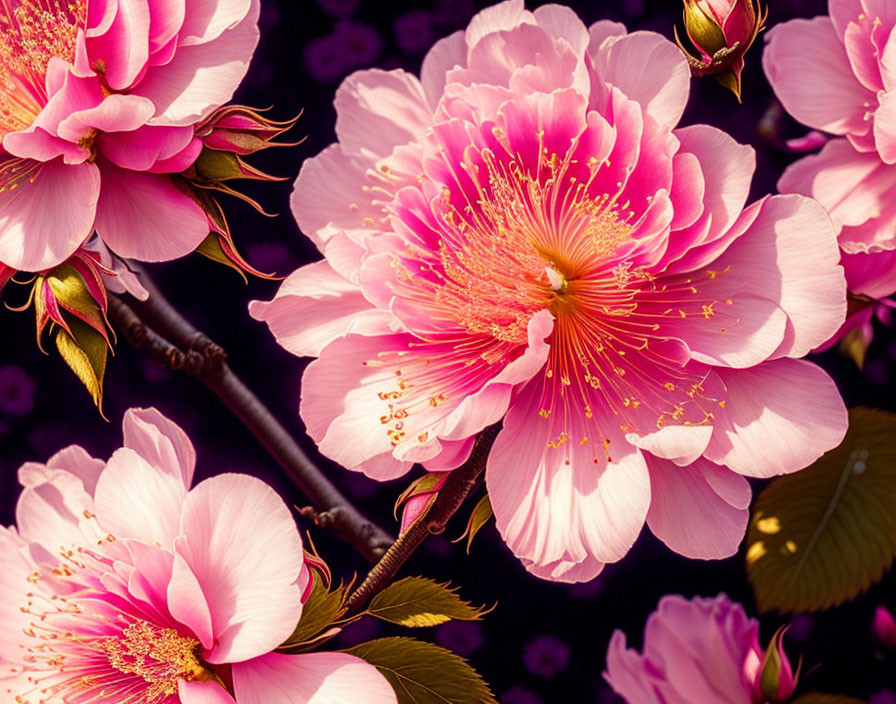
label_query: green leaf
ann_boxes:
[454,494,493,554]
[368,577,486,628]
[279,571,347,651]
[790,694,866,704]
[55,317,108,414]
[347,637,497,704]
[746,407,896,613]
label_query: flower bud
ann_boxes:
[675,0,767,100]
[749,627,798,704]
[873,606,896,651]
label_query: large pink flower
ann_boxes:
[0,0,260,273]
[604,594,794,703]
[0,408,397,704]
[252,0,848,582]
[764,0,896,299]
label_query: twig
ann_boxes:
[344,425,500,612]
[107,280,394,564]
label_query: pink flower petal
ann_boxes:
[94,161,209,262]
[874,90,896,163]
[488,381,650,581]
[122,407,196,489]
[334,69,431,160]
[43,444,105,496]
[133,0,259,125]
[56,94,155,142]
[177,474,303,664]
[764,17,873,135]
[179,0,251,45]
[15,466,98,549]
[646,456,750,559]
[464,0,534,50]
[179,679,237,704]
[628,425,713,466]
[592,31,690,131]
[705,359,848,477]
[98,124,196,171]
[231,652,398,704]
[86,0,152,91]
[169,538,215,649]
[248,260,390,358]
[0,160,99,272]
[93,447,187,545]
[713,195,846,359]
[0,529,34,679]
[842,247,896,297]
[420,30,467,108]
[604,631,658,703]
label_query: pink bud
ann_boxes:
[750,627,798,704]
[873,606,896,650]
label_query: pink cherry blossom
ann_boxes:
[0,407,397,704]
[764,0,896,300]
[605,594,796,704]
[0,0,261,274]
[252,0,848,582]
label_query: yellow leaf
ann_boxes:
[747,407,896,613]
[453,493,494,554]
[367,577,486,628]
[55,318,108,415]
[347,637,497,704]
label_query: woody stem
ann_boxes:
[344,425,499,613]
[107,268,394,564]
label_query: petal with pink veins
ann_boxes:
[763,17,873,135]
[179,0,251,45]
[335,69,431,160]
[94,161,209,262]
[122,407,196,489]
[249,260,391,358]
[646,456,750,559]
[15,467,98,549]
[713,194,846,359]
[93,447,187,545]
[0,159,99,272]
[176,474,304,664]
[179,679,237,704]
[56,94,155,142]
[86,0,151,91]
[420,31,467,108]
[134,0,259,125]
[488,380,650,581]
[231,652,398,704]
[705,360,848,478]
[97,124,196,171]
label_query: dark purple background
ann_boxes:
[2,0,895,701]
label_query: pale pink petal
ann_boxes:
[177,474,303,664]
[420,30,467,108]
[0,528,34,679]
[15,467,97,548]
[604,631,661,704]
[628,425,713,467]
[122,407,196,488]
[705,360,848,477]
[646,456,750,559]
[248,260,390,358]
[533,4,590,55]
[763,17,874,135]
[231,652,397,704]
[594,31,690,130]
[842,247,896,297]
[56,94,155,142]
[97,124,196,171]
[874,90,896,163]
[86,0,151,90]
[135,0,259,125]
[334,69,431,160]
[290,145,381,249]
[44,445,105,495]
[778,138,896,232]
[464,0,534,50]
[179,679,236,704]
[488,381,650,581]
[147,0,185,53]
[168,539,215,649]
[179,0,251,45]
[587,20,627,54]
[712,195,846,359]
[93,447,187,545]
[0,160,99,272]
[94,161,209,261]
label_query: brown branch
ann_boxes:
[107,277,394,564]
[344,425,500,612]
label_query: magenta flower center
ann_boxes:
[0,0,84,137]
[17,553,209,704]
[378,131,730,457]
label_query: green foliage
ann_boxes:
[347,637,498,704]
[367,577,487,628]
[747,407,896,613]
[55,318,108,415]
[279,571,347,651]
[454,494,493,554]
